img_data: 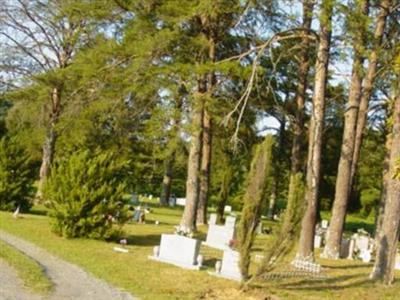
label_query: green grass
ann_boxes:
[0,239,53,295]
[0,204,399,300]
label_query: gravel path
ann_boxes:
[0,230,137,300]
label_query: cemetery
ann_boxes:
[0,1,400,300]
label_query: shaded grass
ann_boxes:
[0,239,53,295]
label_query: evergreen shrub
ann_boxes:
[44,149,129,239]
[0,137,34,212]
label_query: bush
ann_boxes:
[44,149,130,239]
[0,137,34,212]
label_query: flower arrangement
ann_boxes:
[174,226,194,238]
[228,239,239,250]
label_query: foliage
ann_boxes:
[44,150,130,239]
[238,135,274,279]
[359,188,380,217]
[0,137,34,212]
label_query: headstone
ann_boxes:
[347,238,355,259]
[212,249,242,281]
[395,253,400,270]
[168,196,176,207]
[256,222,263,234]
[176,198,186,206]
[204,224,235,250]
[224,205,232,213]
[209,213,217,225]
[225,216,236,228]
[149,234,201,270]
[130,194,139,205]
[321,220,329,229]
[354,235,370,252]
[314,234,323,248]
[340,238,350,258]
[359,249,372,263]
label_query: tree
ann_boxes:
[370,78,400,285]
[297,0,334,261]
[322,0,370,259]
[0,0,93,199]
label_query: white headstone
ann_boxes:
[395,253,400,270]
[209,213,217,225]
[355,235,370,252]
[176,198,186,206]
[219,250,242,281]
[360,249,372,263]
[314,235,323,248]
[149,234,201,270]
[204,224,235,250]
[224,205,232,213]
[256,222,263,234]
[225,216,236,228]
[321,220,329,229]
[347,238,355,259]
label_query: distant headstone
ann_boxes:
[130,194,139,205]
[347,238,356,259]
[360,249,372,263]
[354,235,370,252]
[321,220,329,229]
[176,198,186,206]
[225,216,236,228]
[395,253,400,270]
[149,234,202,270]
[204,224,235,250]
[340,238,350,258]
[148,194,153,200]
[209,213,217,225]
[168,196,176,207]
[314,234,323,248]
[256,222,263,234]
[224,205,232,213]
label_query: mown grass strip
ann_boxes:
[0,239,53,295]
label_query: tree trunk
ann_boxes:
[297,0,333,261]
[36,87,61,200]
[370,82,400,285]
[217,163,232,224]
[350,0,392,188]
[322,0,369,259]
[180,80,205,232]
[197,110,212,225]
[286,0,314,225]
[160,157,174,206]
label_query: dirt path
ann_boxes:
[0,230,137,300]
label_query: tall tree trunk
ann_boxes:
[297,0,333,261]
[36,87,62,200]
[217,161,232,224]
[160,157,174,206]
[197,110,212,224]
[180,79,205,232]
[197,37,216,225]
[350,0,392,187]
[286,0,314,220]
[323,0,369,259]
[370,82,400,285]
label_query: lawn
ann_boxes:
[0,239,53,294]
[0,203,399,300]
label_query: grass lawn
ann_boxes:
[0,203,399,300]
[0,239,53,294]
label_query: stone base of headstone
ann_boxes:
[149,234,202,270]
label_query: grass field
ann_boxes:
[0,239,53,294]
[0,203,399,300]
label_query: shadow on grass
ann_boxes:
[126,234,161,247]
[275,272,372,291]
[27,208,48,216]
[324,263,372,270]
